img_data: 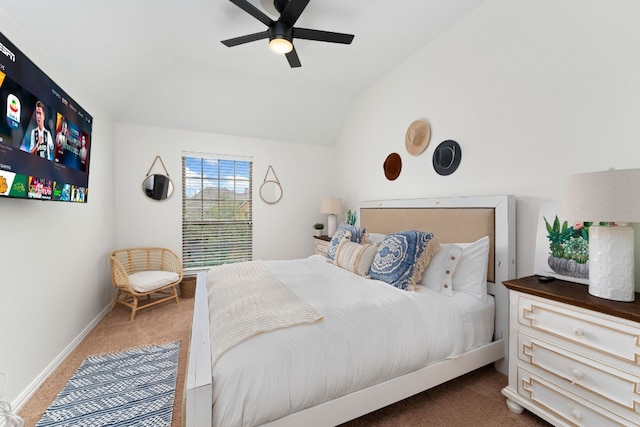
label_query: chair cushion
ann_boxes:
[128,271,180,293]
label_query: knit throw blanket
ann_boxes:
[206,260,323,367]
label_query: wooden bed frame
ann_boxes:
[185,195,516,427]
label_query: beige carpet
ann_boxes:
[339,364,550,427]
[18,295,550,427]
[18,296,194,427]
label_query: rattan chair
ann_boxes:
[109,247,183,320]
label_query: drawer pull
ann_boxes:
[572,327,584,336]
[570,408,582,421]
[571,369,584,384]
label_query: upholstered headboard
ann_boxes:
[360,207,495,282]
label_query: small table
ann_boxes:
[313,235,331,256]
[501,275,640,426]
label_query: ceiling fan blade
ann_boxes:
[294,27,354,44]
[280,0,311,26]
[285,48,301,68]
[229,0,273,26]
[221,31,269,47]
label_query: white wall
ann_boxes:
[0,12,116,404]
[113,124,336,262]
[335,0,640,283]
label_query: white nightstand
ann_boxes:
[502,276,640,426]
[313,235,331,256]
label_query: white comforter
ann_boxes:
[211,255,493,426]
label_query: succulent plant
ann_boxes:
[313,222,324,230]
[544,215,590,263]
[563,236,589,264]
[544,216,570,258]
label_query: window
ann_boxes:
[182,154,252,268]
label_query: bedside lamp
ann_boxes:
[321,197,343,238]
[562,168,640,302]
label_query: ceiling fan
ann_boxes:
[221,0,354,68]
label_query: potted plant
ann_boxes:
[313,223,325,237]
[544,215,591,279]
[347,209,357,226]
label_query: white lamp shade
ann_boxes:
[321,197,343,238]
[320,197,343,215]
[562,168,640,224]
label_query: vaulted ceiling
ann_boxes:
[1,0,484,146]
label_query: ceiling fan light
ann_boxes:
[269,38,293,54]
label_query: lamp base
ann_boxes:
[327,214,338,238]
[588,225,635,302]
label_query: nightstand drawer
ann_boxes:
[517,367,632,427]
[518,296,640,365]
[313,238,330,256]
[518,332,640,415]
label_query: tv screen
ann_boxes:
[0,32,93,202]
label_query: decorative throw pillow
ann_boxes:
[368,230,439,291]
[451,236,490,301]
[334,239,380,276]
[326,224,367,261]
[364,232,386,244]
[420,244,463,296]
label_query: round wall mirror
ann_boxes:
[260,180,282,204]
[142,174,174,201]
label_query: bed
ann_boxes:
[185,195,516,427]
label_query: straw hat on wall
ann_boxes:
[405,120,431,156]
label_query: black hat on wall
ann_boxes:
[432,140,461,176]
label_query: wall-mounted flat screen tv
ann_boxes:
[0,31,93,202]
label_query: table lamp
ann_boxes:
[321,197,343,238]
[562,168,640,301]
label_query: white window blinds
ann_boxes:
[182,155,252,268]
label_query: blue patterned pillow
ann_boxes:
[369,231,439,291]
[326,224,367,261]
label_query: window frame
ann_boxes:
[181,152,253,269]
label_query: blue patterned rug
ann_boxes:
[36,341,180,427]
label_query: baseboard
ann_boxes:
[11,304,111,411]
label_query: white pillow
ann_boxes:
[364,232,386,244]
[452,236,490,301]
[420,236,490,301]
[334,239,380,276]
[421,244,462,296]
